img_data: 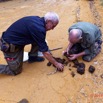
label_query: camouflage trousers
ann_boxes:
[0,39,39,75]
[69,40,102,62]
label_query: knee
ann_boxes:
[10,67,22,76]
[12,71,22,76]
[82,56,92,62]
[11,72,21,76]
[8,60,23,75]
[14,68,22,75]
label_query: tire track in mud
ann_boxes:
[75,0,102,28]
[89,1,103,103]
[75,5,80,22]
[75,0,80,22]
[89,0,102,27]
[74,1,103,103]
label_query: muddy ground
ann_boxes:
[0,0,103,103]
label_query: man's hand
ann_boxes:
[68,54,78,60]
[43,51,64,72]
[62,42,73,56]
[68,51,86,60]
[62,47,70,56]
[55,62,64,72]
[62,50,67,56]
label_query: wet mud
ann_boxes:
[0,0,103,103]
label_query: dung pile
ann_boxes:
[72,59,85,75]
[88,65,95,74]
[47,57,68,67]
[64,52,85,75]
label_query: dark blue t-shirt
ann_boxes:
[2,16,48,52]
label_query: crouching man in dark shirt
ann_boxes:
[0,12,64,75]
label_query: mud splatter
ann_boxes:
[71,71,75,77]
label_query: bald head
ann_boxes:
[69,29,82,43]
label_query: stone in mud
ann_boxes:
[88,65,95,74]
[47,62,52,66]
[18,98,29,103]
[71,71,75,77]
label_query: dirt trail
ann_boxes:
[0,0,103,103]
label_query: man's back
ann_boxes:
[69,22,102,48]
[2,16,46,46]
[69,22,101,41]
